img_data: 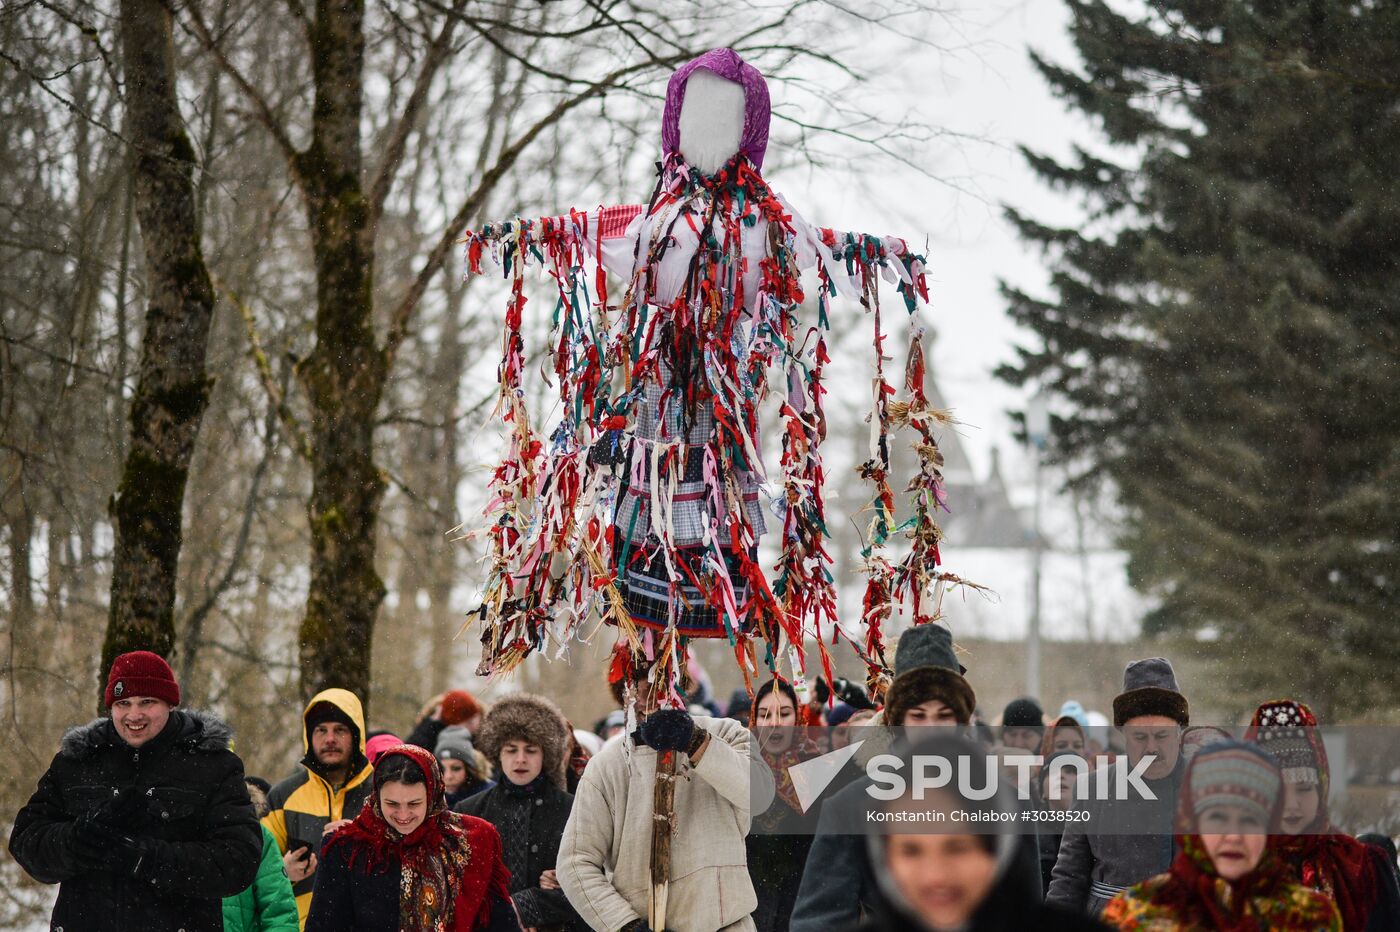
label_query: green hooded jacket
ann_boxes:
[222,823,299,932]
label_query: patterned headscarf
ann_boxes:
[749,678,821,814]
[1246,699,1388,931]
[1104,742,1341,931]
[325,744,510,931]
[661,49,771,170]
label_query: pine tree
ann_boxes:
[1000,0,1400,718]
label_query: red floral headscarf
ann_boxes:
[1246,700,1386,931]
[325,743,510,931]
[1115,743,1338,931]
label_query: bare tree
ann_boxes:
[98,0,219,695]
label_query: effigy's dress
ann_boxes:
[592,158,832,640]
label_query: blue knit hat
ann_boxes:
[1057,700,1089,729]
[826,702,858,727]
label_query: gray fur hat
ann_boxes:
[1113,657,1189,727]
[885,624,976,726]
[476,693,571,789]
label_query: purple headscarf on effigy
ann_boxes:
[661,48,771,170]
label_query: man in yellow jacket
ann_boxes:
[262,688,374,928]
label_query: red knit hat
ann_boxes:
[105,650,180,708]
[439,689,481,726]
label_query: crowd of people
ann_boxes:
[8,639,1400,931]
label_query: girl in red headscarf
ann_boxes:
[1247,700,1400,931]
[305,744,517,932]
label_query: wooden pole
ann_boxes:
[649,748,677,928]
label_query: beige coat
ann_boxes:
[558,715,770,932]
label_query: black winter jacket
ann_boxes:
[8,709,262,932]
[856,817,1109,932]
[455,777,583,931]
[790,773,1043,932]
[303,834,521,932]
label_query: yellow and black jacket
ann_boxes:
[262,688,374,929]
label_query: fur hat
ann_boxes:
[476,693,571,789]
[884,625,975,726]
[1112,657,1189,727]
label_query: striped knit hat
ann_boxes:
[1184,741,1282,832]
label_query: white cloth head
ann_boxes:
[678,69,746,175]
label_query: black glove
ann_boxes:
[68,813,115,870]
[832,677,876,711]
[70,820,136,872]
[635,708,695,752]
[69,807,150,876]
[101,786,147,830]
[618,920,673,932]
[106,832,152,877]
[90,830,150,877]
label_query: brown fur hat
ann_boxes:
[883,666,976,726]
[476,693,571,789]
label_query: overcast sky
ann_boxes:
[776,1,1154,639]
[783,0,1093,506]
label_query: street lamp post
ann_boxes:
[1026,391,1050,701]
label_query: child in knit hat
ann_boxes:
[434,725,493,807]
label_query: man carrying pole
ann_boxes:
[558,642,770,932]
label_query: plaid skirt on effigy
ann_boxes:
[612,381,767,637]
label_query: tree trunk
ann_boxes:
[4,488,35,719]
[102,0,217,697]
[292,0,388,707]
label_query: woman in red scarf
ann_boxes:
[305,744,517,932]
[1247,700,1400,931]
[1103,741,1340,930]
[747,678,825,932]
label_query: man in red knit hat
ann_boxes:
[9,650,262,932]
